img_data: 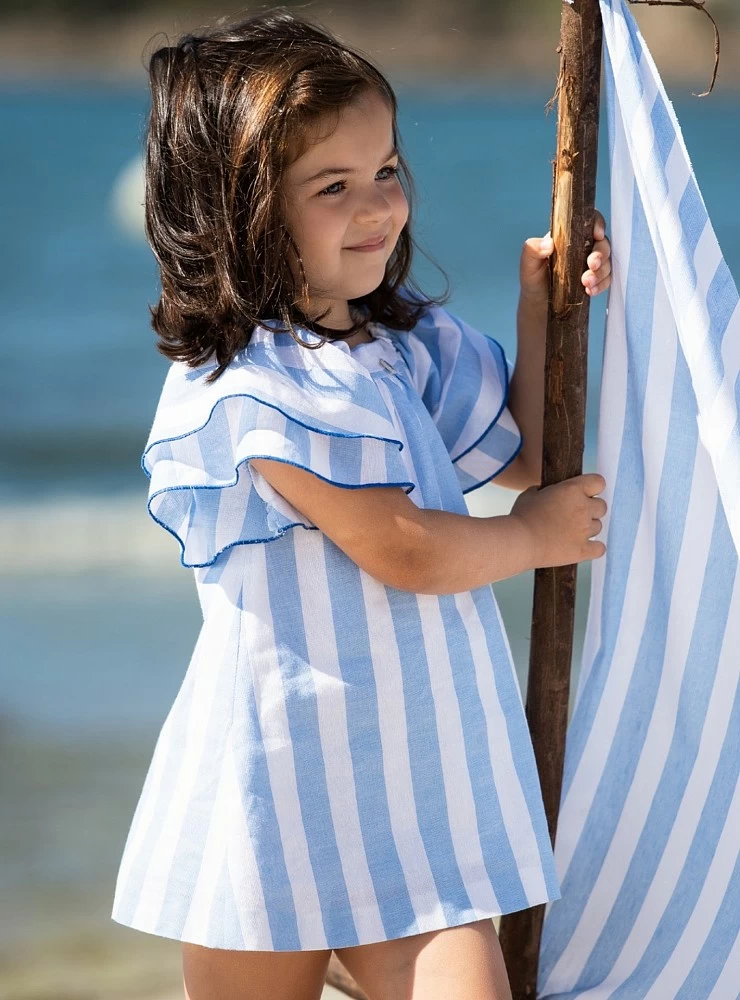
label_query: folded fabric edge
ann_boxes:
[459,433,525,495]
[140,390,409,476]
[147,460,417,569]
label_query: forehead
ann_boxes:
[285,90,394,178]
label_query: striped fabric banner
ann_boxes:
[537,1,740,997]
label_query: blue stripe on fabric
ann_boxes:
[464,423,521,465]
[674,852,740,1000]
[708,260,740,357]
[154,606,243,941]
[322,535,419,940]
[458,434,524,495]
[623,0,648,74]
[231,593,301,950]
[558,184,655,807]
[384,590,476,920]
[329,433,363,483]
[469,587,560,904]
[650,92,677,167]
[436,592,529,911]
[609,675,740,999]
[576,499,738,986]
[263,532,359,948]
[432,316,484,452]
[542,339,699,978]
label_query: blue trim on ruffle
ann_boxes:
[460,433,524,495]
[141,391,407,477]
[147,458,416,569]
[142,391,417,568]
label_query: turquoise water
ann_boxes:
[1,82,737,997]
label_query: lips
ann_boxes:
[346,234,387,249]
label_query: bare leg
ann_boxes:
[334,917,513,1000]
[182,941,332,1000]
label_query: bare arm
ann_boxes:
[249,458,605,595]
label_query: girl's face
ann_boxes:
[280,88,409,329]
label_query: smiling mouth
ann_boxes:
[345,236,387,251]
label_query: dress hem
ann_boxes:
[111,875,560,953]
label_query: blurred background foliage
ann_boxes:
[0,0,738,86]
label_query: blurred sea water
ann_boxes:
[1,81,738,997]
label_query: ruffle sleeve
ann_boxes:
[395,303,523,494]
[141,335,416,568]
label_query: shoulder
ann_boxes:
[144,319,405,472]
[390,298,509,407]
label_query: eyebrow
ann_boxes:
[298,146,399,186]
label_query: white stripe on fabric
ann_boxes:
[708,926,740,1000]
[292,532,386,944]
[180,738,238,944]
[224,740,274,949]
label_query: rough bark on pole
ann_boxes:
[498,1,603,997]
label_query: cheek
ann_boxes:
[391,187,409,227]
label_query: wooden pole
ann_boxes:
[498,1,603,996]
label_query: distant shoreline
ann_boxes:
[0,9,738,88]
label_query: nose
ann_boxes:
[354,188,394,225]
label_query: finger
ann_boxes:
[587,251,603,271]
[593,209,606,241]
[588,241,611,266]
[586,274,612,296]
[583,258,612,287]
[524,234,554,258]
[585,259,612,284]
[582,269,598,289]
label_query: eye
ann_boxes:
[317,164,400,198]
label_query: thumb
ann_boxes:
[522,231,553,264]
[521,231,554,283]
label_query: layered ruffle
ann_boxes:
[142,327,416,567]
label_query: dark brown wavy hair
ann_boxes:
[144,6,450,384]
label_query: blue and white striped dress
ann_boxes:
[111,302,560,951]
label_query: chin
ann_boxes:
[345,275,386,299]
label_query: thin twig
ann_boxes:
[627,0,720,96]
[545,45,564,115]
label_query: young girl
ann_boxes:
[111,9,611,999]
